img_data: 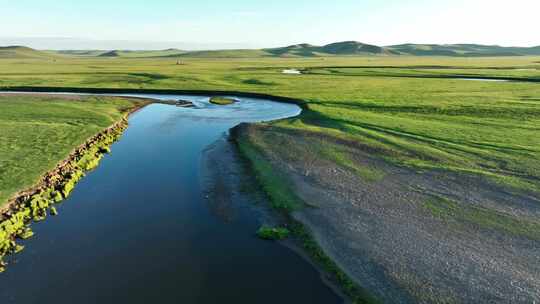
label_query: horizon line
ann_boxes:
[1,39,539,51]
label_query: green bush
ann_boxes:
[256,226,290,240]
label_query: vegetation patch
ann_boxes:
[128,73,171,81]
[423,196,540,240]
[237,124,385,182]
[242,78,275,86]
[256,226,290,240]
[209,96,237,105]
[233,129,304,211]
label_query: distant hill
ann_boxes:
[177,41,540,58]
[0,46,57,59]
[264,41,397,57]
[98,50,120,57]
[388,44,540,56]
[321,41,398,55]
[3,42,540,59]
[173,41,397,58]
[54,49,187,58]
[176,49,268,58]
[56,50,105,57]
[264,43,319,57]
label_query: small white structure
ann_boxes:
[282,69,302,75]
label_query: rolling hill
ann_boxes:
[97,49,188,58]
[264,41,397,57]
[173,41,397,58]
[176,49,267,58]
[3,42,540,59]
[98,50,120,57]
[387,44,540,56]
[56,50,106,57]
[0,46,58,59]
[177,41,540,58]
[55,49,187,58]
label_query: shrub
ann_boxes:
[256,226,290,240]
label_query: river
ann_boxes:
[1,94,343,303]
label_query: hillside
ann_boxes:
[388,43,540,56]
[321,41,398,55]
[0,46,57,59]
[179,42,540,58]
[55,49,186,58]
[98,50,120,57]
[175,41,540,58]
[56,50,105,57]
[102,49,187,58]
[264,41,396,57]
[171,41,396,58]
[177,49,268,58]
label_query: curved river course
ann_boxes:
[1,94,343,303]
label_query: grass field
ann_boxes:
[0,94,139,206]
[1,55,539,193]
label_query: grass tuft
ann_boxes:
[256,226,290,240]
[209,96,237,105]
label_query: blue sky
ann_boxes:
[1,0,538,49]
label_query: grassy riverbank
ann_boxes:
[0,94,145,271]
[234,128,377,303]
[0,94,143,206]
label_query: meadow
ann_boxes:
[1,55,539,194]
[0,94,141,205]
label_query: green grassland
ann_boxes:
[1,55,539,194]
[0,95,140,205]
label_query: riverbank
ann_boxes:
[0,94,150,271]
[200,135,355,303]
[231,124,380,303]
[232,123,540,303]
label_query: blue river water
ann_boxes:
[1,94,342,303]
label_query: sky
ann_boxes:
[1,0,539,50]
